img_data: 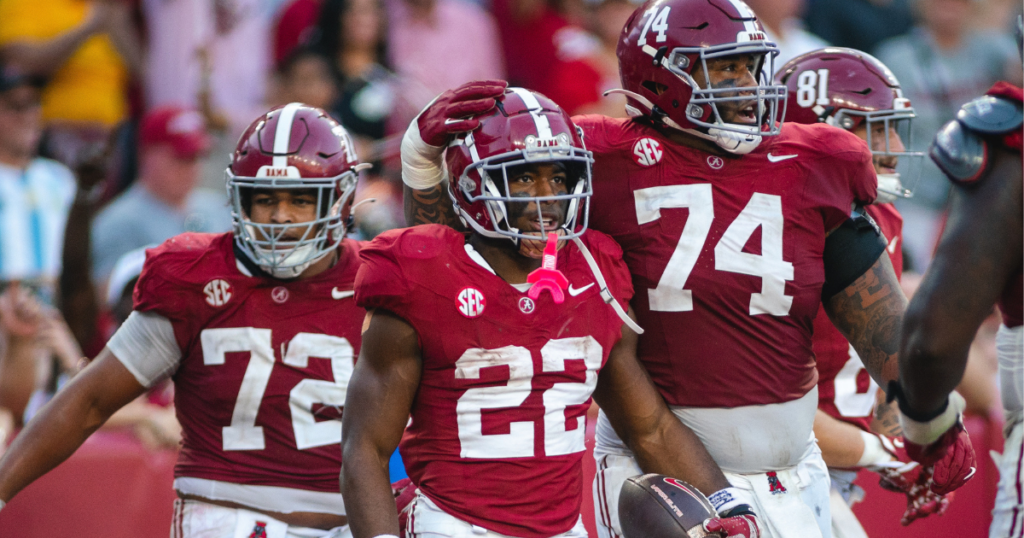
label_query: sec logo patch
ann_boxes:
[633,138,663,166]
[457,287,486,318]
[204,279,232,307]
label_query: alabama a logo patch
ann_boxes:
[203,279,232,307]
[766,471,787,495]
[249,521,268,538]
[457,287,486,318]
[518,296,535,314]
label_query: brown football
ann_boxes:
[619,474,717,538]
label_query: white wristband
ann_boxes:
[857,431,896,468]
[899,392,966,446]
[708,486,753,515]
[401,117,448,190]
[371,535,399,538]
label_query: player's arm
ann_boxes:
[0,347,147,503]
[404,181,464,229]
[594,311,759,536]
[341,309,422,538]
[823,249,906,388]
[400,80,507,227]
[592,316,729,495]
[900,148,1023,417]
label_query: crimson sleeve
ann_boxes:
[807,126,878,231]
[354,230,414,316]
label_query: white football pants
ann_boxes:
[592,448,832,538]
[827,469,867,538]
[403,491,589,538]
[170,499,351,538]
[991,421,1024,538]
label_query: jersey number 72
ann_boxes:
[201,328,354,451]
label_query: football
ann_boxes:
[619,474,717,538]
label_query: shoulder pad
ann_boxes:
[956,95,1024,135]
[930,120,989,184]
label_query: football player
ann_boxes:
[342,88,760,538]
[0,104,369,537]
[398,2,975,537]
[898,80,1022,538]
[776,47,949,536]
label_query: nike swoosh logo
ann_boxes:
[767,153,798,163]
[568,283,595,297]
[332,288,355,300]
[887,236,899,254]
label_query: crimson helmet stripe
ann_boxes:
[508,87,553,139]
[272,102,303,168]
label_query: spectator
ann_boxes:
[875,0,1017,269]
[0,64,76,296]
[0,284,49,430]
[803,0,914,53]
[0,0,141,168]
[270,48,338,111]
[744,0,827,68]
[96,248,180,451]
[309,0,396,147]
[544,0,635,117]
[273,0,324,66]
[90,106,231,289]
[141,0,272,137]
[492,0,571,95]
[386,0,505,129]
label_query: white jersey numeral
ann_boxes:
[796,69,831,108]
[635,185,714,312]
[455,337,603,459]
[283,333,355,450]
[637,6,671,47]
[714,193,794,315]
[200,328,355,451]
[833,344,878,417]
[635,185,794,315]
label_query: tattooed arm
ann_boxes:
[871,392,903,438]
[824,252,907,387]
[403,182,465,230]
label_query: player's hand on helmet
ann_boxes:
[903,420,976,495]
[415,80,508,147]
[703,504,762,538]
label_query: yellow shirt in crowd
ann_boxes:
[0,0,128,126]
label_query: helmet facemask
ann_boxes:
[228,170,358,279]
[677,45,787,141]
[453,132,594,254]
[831,102,924,204]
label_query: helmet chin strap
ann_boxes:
[605,89,762,154]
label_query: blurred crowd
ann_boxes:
[0,0,1018,454]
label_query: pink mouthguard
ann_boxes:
[527,233,569,304]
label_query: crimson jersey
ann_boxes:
[355,225,632,538]
[133,232,365,494]
[987,82,1023,328]
[814,203,903,431]
[575,115,876,407]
